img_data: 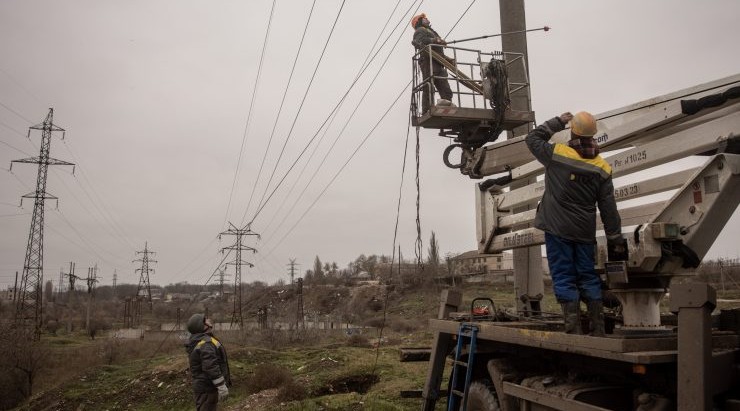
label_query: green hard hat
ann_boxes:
[187,313,206,334]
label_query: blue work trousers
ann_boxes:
[545,232,602,303]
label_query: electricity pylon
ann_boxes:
[11,108,74,339]
[288,259,298,285]
[220,223,259,329]
[134,242,156,311]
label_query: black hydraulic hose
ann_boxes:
[681,86,740,115]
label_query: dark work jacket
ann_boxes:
[185,333,231,393]
[525,117,622,244]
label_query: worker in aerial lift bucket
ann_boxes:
[525,112,628,336]
[411,13,455,112]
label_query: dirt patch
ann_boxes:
[314,373,379,396]
[227,388,279,410]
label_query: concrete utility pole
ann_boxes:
[11,108,74,340]
[498,0,544,315]
[287,259,298,285]
[134,242,157,311]
[220,223,259,329]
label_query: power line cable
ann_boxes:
[0,99,34,124]
[59,140,137,250]
[264,81,410,256]
[222,0,278,228]
[368,0,480,379]
[240,0,318,222]
[260,0,423,248]
[258,109,339,236]
[0,139,32,156]
[257,0,406,237]
[249,0,347,224]
[0,66,46,107]
[247,0,422,226]
[0,120,30,139]
[48,165,134,253]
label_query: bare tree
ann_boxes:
[0,327,50,399]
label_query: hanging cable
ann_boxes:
[370,102,413,377]
[414,125,423,270]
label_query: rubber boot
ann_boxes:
[561,301,582,334]
[587,300,606,337]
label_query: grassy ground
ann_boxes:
[17,281,740,410]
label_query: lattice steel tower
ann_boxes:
[134,242,156,311]
[11,109,74,339]
[220,223,259,329]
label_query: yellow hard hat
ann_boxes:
[570,111,597,137]
[411,13,427,29]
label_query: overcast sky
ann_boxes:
[1,0,738,290]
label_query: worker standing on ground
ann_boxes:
[525,112,627,336]
[185,313,232,410]
[411,13,454,112]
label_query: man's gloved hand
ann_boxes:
[216,384,229,401]
[607,235,629,262]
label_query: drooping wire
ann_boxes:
[370,102,413,377]
[370,0,479,381]
[222,0,278,227]
[414,125,423,269]
[240,0,318,224]
[250,0,347,224]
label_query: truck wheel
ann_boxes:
[464,380,500,411]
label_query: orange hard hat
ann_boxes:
[570,111,597,137]
[411,13,427,29]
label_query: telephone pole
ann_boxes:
[134,242,156,311]
[220,223,259,329]
[11,108,74,339]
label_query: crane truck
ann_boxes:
[411,42,740,411]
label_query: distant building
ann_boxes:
[449,251,550,283]
[0,287,17,301]
[451,251,507,275]
[165,292,194,302]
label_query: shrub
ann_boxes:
[277,378,308,402]
[247,363,293,393]
[346,333,370,347]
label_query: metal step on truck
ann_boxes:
[411,42,740,411]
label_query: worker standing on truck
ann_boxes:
[411,13,454,112]
[185,313,232,410]
[525,112,627,336]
